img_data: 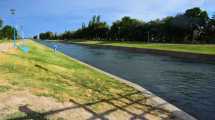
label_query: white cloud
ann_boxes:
[6,0,212,20]
[111,0,209,21]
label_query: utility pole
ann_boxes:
[10,9,16,48]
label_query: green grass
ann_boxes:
[0,112,26,120]
[71,40,215,55]
[0,85,11,92]
[0,40,143,104]
[0,39,8,43]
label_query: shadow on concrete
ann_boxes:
[7,90,171,120]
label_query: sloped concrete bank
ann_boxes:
[71,43,215,64]
[66,51,197,120]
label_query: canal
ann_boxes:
[40,40,215,120]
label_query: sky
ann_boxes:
[0,0,214,37]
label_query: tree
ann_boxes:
[39,31,54,40]
[0,17,3,28]
[159,16,174,42]
[212,12,215,20]
[33,35,38,39]
[110,16,144,41]
[73,15,109,40]
[0,18,3,39]
[1,25,17,39]
[36,8,215,44]
[204,12,215,43]
[172,7,209,43]
[211,12,215,24]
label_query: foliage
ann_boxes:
[110,16,145,41]
[33,35,38,39]
[0,18,19,40]
[39,31,56,40]
[37,7,215,43]
[0,25,18,39]
[0,17,3,28]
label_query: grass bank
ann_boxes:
[0,39,9,43]
[0,40,174,119]
[0,40,139,102]
[70,40,215,55]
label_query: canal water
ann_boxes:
[40,40,215,120]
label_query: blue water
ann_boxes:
[40,40,215,120]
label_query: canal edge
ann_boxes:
[70,42,215,64]
[64,51,197,120]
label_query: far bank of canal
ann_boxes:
[40,40,215,120]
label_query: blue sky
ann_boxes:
[0,0,214,37]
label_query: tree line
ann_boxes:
[36,7,215,43]
[0,18,18,40]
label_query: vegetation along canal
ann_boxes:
[40,40,215,120]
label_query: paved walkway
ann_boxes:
[0,91,174,120]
